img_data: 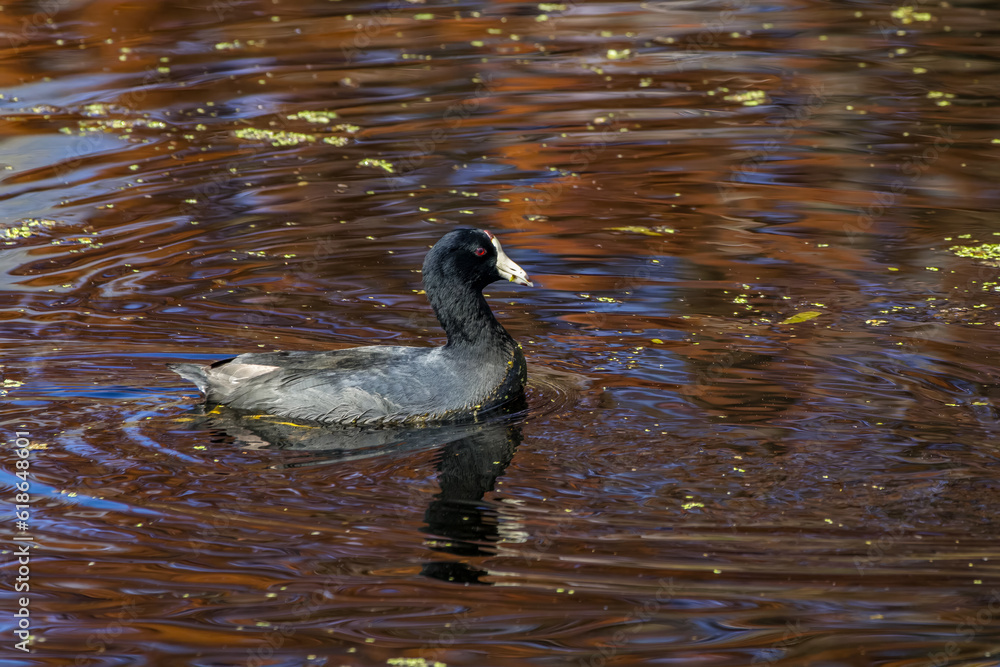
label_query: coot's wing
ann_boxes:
[202,346,449,424]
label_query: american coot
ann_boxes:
[169,228,533,425]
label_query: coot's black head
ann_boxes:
[423,228,532,292]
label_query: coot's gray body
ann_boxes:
[169,228,532,425]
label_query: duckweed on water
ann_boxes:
[244,116,358,146]
[287,110,339,124]
[927,91,956,107]
[63,118,167,136]
[358,158,395,173]
[892,6,933,23]
[724,89,767,106]
[234,128,317,146]
[2,218,59,242]
[386,658,447,667]
[949,244,1000,261]
[81,102,119,116]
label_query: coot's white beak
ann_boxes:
[492,236,533,287]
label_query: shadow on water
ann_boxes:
[180,398,527,586]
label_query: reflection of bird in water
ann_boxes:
[421,419,524,585]
[181,398,526,585]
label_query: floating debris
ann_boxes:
[607,225,675,236]
[780,311,823,325]
[358,158,395,173]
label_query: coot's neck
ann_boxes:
[425,278,513,352]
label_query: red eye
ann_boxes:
[474,247,486,257]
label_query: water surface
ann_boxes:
[3,0,1000,665]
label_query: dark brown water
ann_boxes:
[3,0,1000,664]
